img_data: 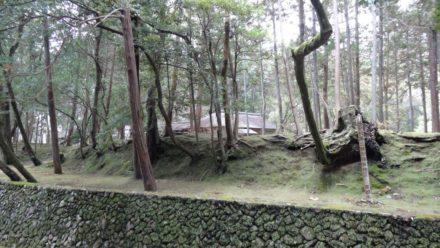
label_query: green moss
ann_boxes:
[415,214,440,220]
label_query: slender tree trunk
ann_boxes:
[333,0,341,111]
[311,12,321,128]
[0,134,37,182]
[299,0,305,43]
[370,0,378,123]
[0,80,13,164]
[221,18,234,148]
[4,71,41,165]
[0,159,21,181]
[384,32,390,124]
[121,8,156,191]
[394,45,400,132]
[356,114,372,202]
[271,0,283,134]
[344,0,354,106]
[354,0,361,108]
[323,47,330,129]
[230,36,240,141]
[65,77,79,146]
[188,60,198,141]
[164,63,178,137]
[146,85,160,165]
[429,27,439,132]
[292,0,332,165]
[406,31,414,131]
[43,14,62,174]
[419,40,428,133]
[91,29,103,149]
[378,2,384,122]
[259,42,267,135]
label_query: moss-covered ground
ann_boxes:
[1,131,439,218]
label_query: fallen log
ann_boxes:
[288,106,384,166]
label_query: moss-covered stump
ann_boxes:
[289,106,385,166]
[0,182,438,247]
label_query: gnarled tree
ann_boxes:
[291,0,332,165]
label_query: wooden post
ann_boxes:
[356,114,372,202]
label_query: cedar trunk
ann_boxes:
[43,15,62,174]
[121,8,156,191]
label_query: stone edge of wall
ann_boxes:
[1,180,438,222]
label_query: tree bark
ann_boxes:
[43,14,62,174]
[0,134,37,182]
[146,85,160,165]
[271,0,283,134]
[429,27,439,132]
[311,12,321,128]
[370,1,378,123]
[333,0,341,111]
[259,42,267,135]
[323,46,330,129]
[394,44,400,131]
[406,30,414,131]
[4,71,41,165]
[221,17,234,148]
[344,0,354,106]
[354,0,361,108]
[0,159,21,181]
[291,0,332,165]
[356,114,372,202]
[91,28,103,149]
[121,8,156,191]
[419,38,428,133]
[378,2,384,123]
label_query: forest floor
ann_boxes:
[1,130,439,219]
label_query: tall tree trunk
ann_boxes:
[221,17,234,148]
[378,2,384,122]
[406,30,414,131]
[164,63,178,137]
[370,0,378,123]
[429,27,439,132]
[354,0,361,108]
[419,39,428,133]
[394,44,400,131]
[292,0,332,165]
[384,32,390,124]
[230,35,240,141]
[91,29,103,149]
[259,42,267,135]
[323,46,330,129]
[4,71,41,165]
[146,85,160,165]
[333,0,341,111]
[0,80,13,164]
[344,0,354,106]
[188,60,198,141]
[271,0,283,134]
[298,0,305,43]
[121,8,156,191]
[43,14,62,174]
[311,12,321,128]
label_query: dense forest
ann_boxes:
[0,0,439,192]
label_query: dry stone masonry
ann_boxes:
[0,182,438,247]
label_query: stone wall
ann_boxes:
[0,182,438,248]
